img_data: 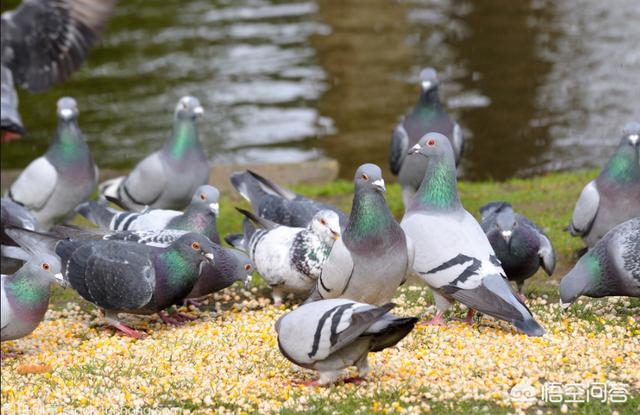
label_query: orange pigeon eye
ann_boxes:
[199,193,206,200]
[427,138,436,146]
[361,173,369,181]
[244,264,252,271]
[191,242,201,250]
[41,263,50,271]
[319,218,327,225]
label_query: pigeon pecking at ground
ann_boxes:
[6,97,98,230]
[389,68,464,209]
[99,96,210,211]
[309,164,413,306]
[400,133,545,336]
[480,201,556,301]
[225,208,340,305]
[275,299,418,386]
[560,217,640,309]
[1,0,117,142]
[230,170,347,229]
[568,122,640,247]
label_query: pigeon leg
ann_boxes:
[158,310,184,326]
[183,298,202,307]
[292,379,321,387]
[1,131,22,143]
[453,309,475,324]
[343,376,366,384]
[104,311,146,339]
[355,354,370,378]
[173,311,196,322]
[272,289,285,307]
[516,281,527,302]
[421,310,446,326]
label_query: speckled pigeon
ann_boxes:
[230,170,347,228]
[99,96,209,211]
[389,68,464,209]
[7,97,98,230]
[400,133,545,336]
[1,0,117,141]
[226,208,340,305]
[1,253,65,347]
[6,227,215,338]
[310,164,413,306]
[569,123,640,247]
[480,201,556,300]
[561,217,640,308]
[276,299,417,386]
[78,185,220,244]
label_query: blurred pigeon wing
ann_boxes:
[317,239,354,298]
[452,123,464,161]
[1,65,24,134]
[570,181,600,235]
[389,123,409,175]
[121,153,168,207]
[538,233,556,275]
[9,157,58,210]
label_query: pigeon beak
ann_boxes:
[59,109,74,120]
[204,253,215,264]
[421,80,433,90]
[194,106,204,117]
[560,300,572,311]
[330,229,340,240]
[629,134,639,146]
[209,202,219,214]
[372,179,386,192]
[53,273,68,288]
[501,230,512,245]
[244,275,252,290]
[409,143,421,155]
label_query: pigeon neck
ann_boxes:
[579,252,608,295]
[5,271,51,309]
[412,157,460,212]
[171,207,218,243]
[345,190,395,242]
[415,87,443,113]
[166,119,199,160]
[158,249,201,290]
[601,144,640,183]
[48,121,86,162]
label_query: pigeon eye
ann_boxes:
[199,193,206,200]
[319,218,327,226]
[244,264,252,271]
[191,242,201,250]
[41,263,50,271]
[361,173,369,181]
[427,138,436,146]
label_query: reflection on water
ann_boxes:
[1,0,638,181]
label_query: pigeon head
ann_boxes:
[309,210,341,244]
[419,68,439,92]
[191,185,220,214]
[175,96,204,120]
[622,122,640,147]
[173,233,216,265]
[57,97,79,121]
[25,254,66,287]
[231,250,254,290]
[559,253,602,309]
[409,132,454,161]
[354,163,386,193]
[495,206,518,245]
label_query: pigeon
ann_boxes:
[230,170,347,228]
[1,254,65,347]
[400,133,545,336]
[569,122,640,247]
[276,299,418,386]
[311,164,413,306]
[6,227,215,338]
[225,208,341,305]
[1,198,41,273]
[7,97,99,230]
[99,96,209,211]
[389,68,464,209]
[1,0,117,141]
[560,217,640,308]
[480,201,556,300]
[78,185,221,244]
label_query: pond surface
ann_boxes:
[2,0,639,181]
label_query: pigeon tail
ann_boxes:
[368,316,419,352]
[99,177,126,207]
[76,199,117,229]
[479,201,512,220]
[514,317,546,337]
[50,224,107,241]
[235,207,278,230]
[224,234,246,251]
[3,226,60,258]
[230,170,297,203]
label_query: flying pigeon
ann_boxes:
[1,254,65,348]
[569,123,640,247]
[276,299,418,386]
[400,133,545,336]
[389,68,464,209]
[7,97,99,230]
[310,164,413,306]
[78,185,220,244]
[561,217,640,308]
[99,96,209,211]
[6,227,215,338]
[480,201,556,301]
[230,170,347,228]
[225,208,340,305]
[1,0,117,141]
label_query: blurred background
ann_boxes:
[1,0,639,181]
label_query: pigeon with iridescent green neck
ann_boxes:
[400,133,545,336]
[569,123,640,247]
[389,68,464,209]
[100,96,209,211]
[2,254,65,345]
[310,164,413,306]
[561,217,640,308]
[7,97,98,230]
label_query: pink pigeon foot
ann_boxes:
[173,311,196,322]
[452,309,476,324]
[158,311,184,326]
[516,292,527,302]
[183,298,202,307]
[110,322,145,339]
[292,379,321,387]
[421,310,446,326]
[343,376,366,384]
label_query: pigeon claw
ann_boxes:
[183,298,202,308]
[111,322,146,339]
[158,311,184,326]
[343,376,366,384]
[421,310,446,326]
[516,292,528,303]
[292,379,321,387]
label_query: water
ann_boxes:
[2,0,639,181]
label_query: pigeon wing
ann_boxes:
[8,157,58,210]
[121,152,168,207]
[569,181,600,236]
[389,123,409,175]
[317,239,354,299]
[537,233,556,276]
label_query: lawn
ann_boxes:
[1,169,639,414]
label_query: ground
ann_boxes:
[1,169,639,414]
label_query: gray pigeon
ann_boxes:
[78,185,220,244]
[99,96,209,211]
[311,164,413,306]
[7,97,99,230]
[569,122,640,247]
[230,170,347,228]
[1,0,116,140]
[400,133,545,336]
[226,208,341,305]
[480,201,556,300]
[276,299,417,386]
[1,254,65,345]
[389,68,464,209]
[560,217,640,308]
[6,227,215,338]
